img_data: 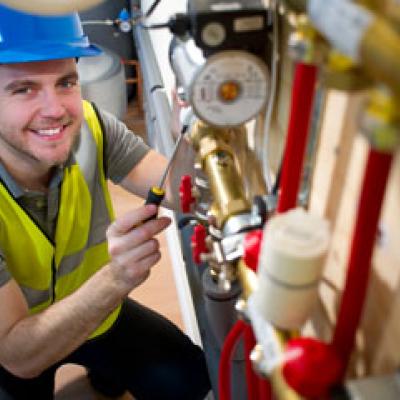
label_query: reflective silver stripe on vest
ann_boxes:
[57,250,85,278]
[21,285,50,309]
[74,120,98,186]
[56,121,111,279]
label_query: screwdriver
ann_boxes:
[144,124,189,218]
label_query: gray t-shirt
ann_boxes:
[0,108,150,287]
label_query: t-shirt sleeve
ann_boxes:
[0,250,11,288]
[98,108,151,183]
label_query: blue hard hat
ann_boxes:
[0,4,101,63]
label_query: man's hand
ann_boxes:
[106,204,171,294]
[0,206,171,378]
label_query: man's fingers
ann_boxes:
[114,239,160,267]
[108,205,158,236]
[107,216,171,257]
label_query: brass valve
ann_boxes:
[189,120,251,228]
[359,87,400,152]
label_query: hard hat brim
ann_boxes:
[0,44,102,64]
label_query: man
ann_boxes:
[0,4,210,400]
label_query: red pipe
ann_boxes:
[277,63,318,213]
[332,149,393,375]
[219,320,272,400]
[219,320,245,400]
[258,376,273,400]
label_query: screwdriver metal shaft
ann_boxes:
[144,128,187,213]
[158,132,185,190]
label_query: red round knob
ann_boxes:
[191,224,208,264]
[179,175,195,213]
[243,229,263,272]
[282,337,343,398]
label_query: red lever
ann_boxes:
[243,229,263,272]
[191,224,208,264]
[179,175,195,213]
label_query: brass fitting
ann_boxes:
[357,0,383,12]
[383,1,400,31]
[188,120,231,152]
[237,259,258,301]
[360,15,400,94]
[282,0,307,14]
[283,0,400,94]
[189,120,251,228]
[250,329,302,400]
[359,87,400,152]
[321,50,372,91]
[288,16,323,64]
[359,0,400,30]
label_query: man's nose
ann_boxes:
[39,89,65,119]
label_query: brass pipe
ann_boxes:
[360,16,400,94]
[271,370,304,400]
[383,1,400,30]
[237,260,258,301]
[266,329,303,400]
[203,150,250,226]
[357,0,382,12]
[250,314,302,400]
[283,0,307,13]
[189,121,251,228]
[360,1,400,30]
[237,258,303,399]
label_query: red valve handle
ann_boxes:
[179,175,195,213]
[191,224,208,264]
[282,338,342,398]
[243,229,263,272]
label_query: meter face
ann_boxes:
[190,51,269,127]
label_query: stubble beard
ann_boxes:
[0,124,80,169]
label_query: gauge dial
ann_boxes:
[201,22,226,47]
[190,51,269,127]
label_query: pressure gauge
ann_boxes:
[189,50,269,127]
[119,20,132,33]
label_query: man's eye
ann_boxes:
[13,87,32,95]
[60,80,78,89]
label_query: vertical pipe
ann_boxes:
[277,63,318,213]
[332,149,393,374]
[244,324,260,400]
[258,376,273,400]
[244,324,272,399]
[219,320,245,400]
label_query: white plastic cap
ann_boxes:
[253,208,330,330]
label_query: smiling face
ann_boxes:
[0,59,83,173]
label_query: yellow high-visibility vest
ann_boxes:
[0,100,120,338]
